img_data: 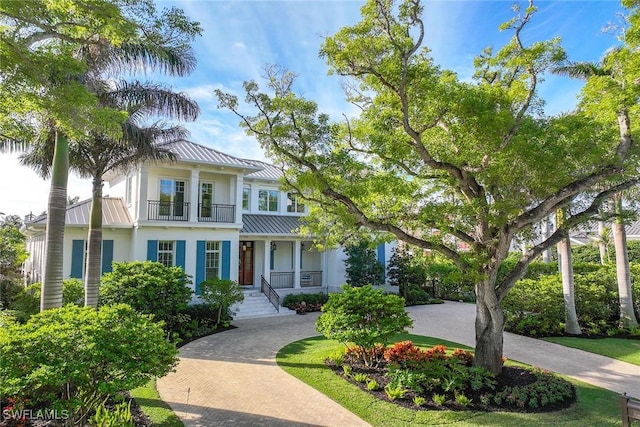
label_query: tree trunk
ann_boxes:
[612,193,639,328]
[598,220,608,265]
[474,280,505,375]
[542,216,551,263]
[557,236,582,335]
[41,131,68,311]
[84,175,103,308]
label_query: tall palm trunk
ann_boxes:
[597,220,608,265]
[612,193,639,328]
[84,174,103,307]
[41,130,68,310]
[556,209,581,335]
[542,215,552,263]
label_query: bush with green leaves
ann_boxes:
[198,277,244,324]
[100,261,192,335]
[10,278,85,322]
[0,304,178,424]
[343,241,384,287]
[316,285,412,366]
[282,292,329,310]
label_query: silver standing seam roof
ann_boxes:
[168,140,261,170]
[241,214,301,235]
[28,197,133,227]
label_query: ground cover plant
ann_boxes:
[283,292,329,313]
[276,334,622,426]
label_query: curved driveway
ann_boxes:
[157,301,639,427]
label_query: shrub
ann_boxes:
[199,277,244,324]
[316,285,413,366]
[174,303,227,341]
[384,340,428,367]
[10,279,85,322]
[100,261,192,335]
[432,393,446,405]
[384,384,406,401]
[0,304,178,424]
[344,241,384,287]
[451,348,474,366]
[490,368,574,410]
[282,293,328,311]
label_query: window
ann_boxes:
[242,186,251,211]
[125,176,133,206]
[158,241,174,267]
[199,182,214,217]
[258,190,278,212]
[205,241,220,280]
[159,179,186,217]
[286,192,305,213]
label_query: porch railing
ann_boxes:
[270,271,323,289]
[198,204,235,223]
[261,275,280,312]
[270,272,293,289]
[301,271,322,287]
[147,201,189,221]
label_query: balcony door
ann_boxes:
[238,241,253,286]
[159,179,186,218]
[199,182,214,218]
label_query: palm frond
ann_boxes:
[552,61,610,80]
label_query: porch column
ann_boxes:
[137,167,148,221]
[294,240,301,288]
[321,250,327,286]
[189,169,199,222]
[263,239,271,284]
[233,175,243,224]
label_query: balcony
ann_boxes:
[148,200,189,221]
[198,203,235,223]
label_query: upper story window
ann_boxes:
[159,178,187,217]
[258,189,278,212]
[242,186,251,211]
[125,176,133,206]
[158,240,174,267]
[199,182,214,218]
[286,192,305,213]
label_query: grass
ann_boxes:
[276,334,622,426]
[129,379,184,427]
[541,336,640,366]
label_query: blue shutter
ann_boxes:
[221,240,231,280]
[101,240,114,274]
[176,240,186,270]
[147,240,158,261]
[377,243,386,281]
[195,241,205,295]
[270,249,274,270]
[70,240,84,278]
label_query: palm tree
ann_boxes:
[21,45,199,307]
[556,208,582,335]
[554,55,638,329]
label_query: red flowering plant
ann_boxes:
[383,341,429,368]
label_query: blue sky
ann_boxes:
[0,0,626,217]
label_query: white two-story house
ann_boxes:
[23,140,394,314]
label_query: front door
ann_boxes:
[239,241,253,286]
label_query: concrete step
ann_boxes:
[231,292,294,319]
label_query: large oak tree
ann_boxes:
[218,0,639,374]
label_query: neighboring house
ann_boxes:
[570,218,640,246]
[22,140,394,311]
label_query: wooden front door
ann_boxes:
[239,241,253,285]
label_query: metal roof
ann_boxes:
[168,140,261,170]
[241,214,301,235]
[29,197,133,227]
[243,159,283,180]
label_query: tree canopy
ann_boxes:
[217,0,639,374]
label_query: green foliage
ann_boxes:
[455,394,472,407]
[174,304,225,341]
[366,379,381,391]
[0,304,178,423]
[282,292,329,310]
[0,217,28,309]
[199,277,244,324]
[90,401,133,427]
[316,285,413,366]
[491,368,575,410]
[344,241,384,287]
[413,396,426,406]
[100,261,192,334]
[353,372,369,383]
[10,279,85,322]
[432,393,447,406]
[384,384,407,401]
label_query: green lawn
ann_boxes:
[276,334,622,426]
[130,379,184,427]
[542,337,640,366]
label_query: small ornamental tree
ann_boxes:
[0,304,178,424]
[100,261,192,335]
[199,277,244,324]
[344,241,384,287]
[316,285,413,366]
